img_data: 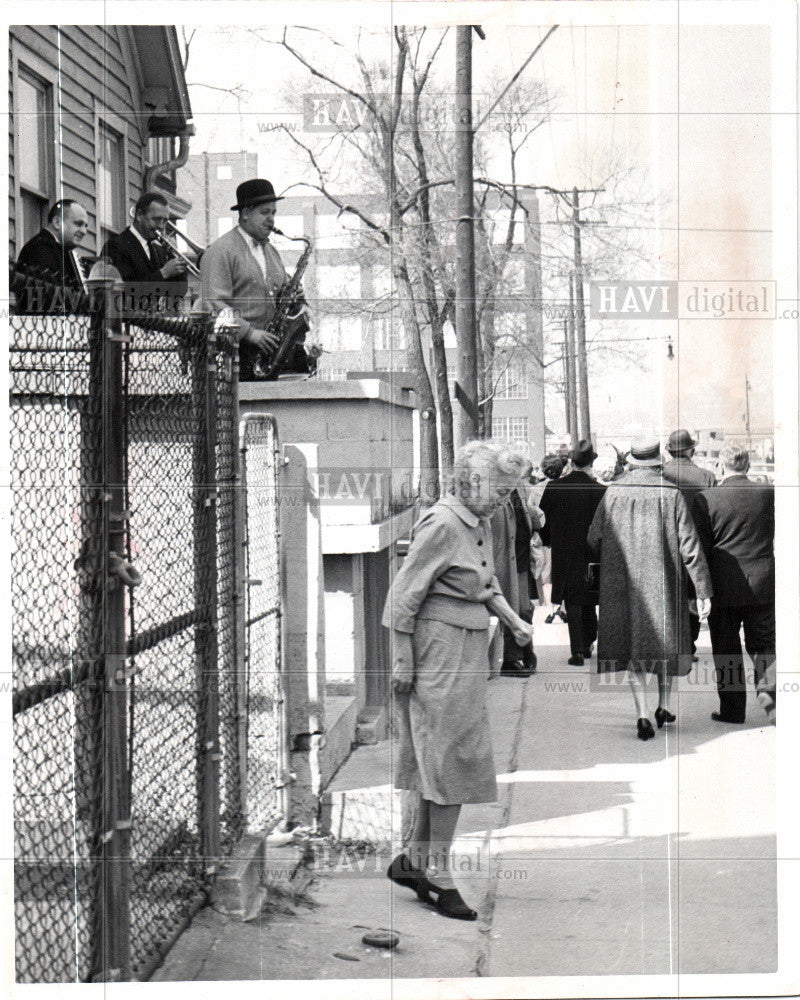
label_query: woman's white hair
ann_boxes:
[452,439,530,488]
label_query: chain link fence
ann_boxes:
[10,269,283,983]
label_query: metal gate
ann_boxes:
[9,270,256,982]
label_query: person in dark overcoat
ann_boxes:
[693,446,775,724]
[586,438,713,740]
[491,455,541,677]
[662,428,718,650]
[538,440,606,665]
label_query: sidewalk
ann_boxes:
[153,607,777,984]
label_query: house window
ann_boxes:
[217,216,235,237]
[491,416,529,443]
[97,122,126,243]
[216,163,233,180]
[16,69,54,244]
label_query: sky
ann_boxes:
[181,17,777,441]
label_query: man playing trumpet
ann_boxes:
[199,178,320,379]
[101,192,189,298]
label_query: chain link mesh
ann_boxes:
[240,417,284,833]
[9,271,268,983]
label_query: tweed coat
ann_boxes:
[538,470,606,605]
[586,468,712,675]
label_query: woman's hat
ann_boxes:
[230,179,283,211]
[627,437,663,467]
[570,439,597,466]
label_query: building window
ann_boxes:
[501,257,526,295]
[373,314,406,352]
[492,416,529,443]
[318,314,364,352]
[492,365,528,401]
[315,212,363,250]
[97,122,126,243]
[316,264,362,299]
[216,163,233,180]
[217,216,235,237]
[491,208,526,245]
[16,68,54,244]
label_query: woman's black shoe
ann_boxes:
[425,883,477,921]
[655,707,676,728]
[387,853,430,900]
[637,718,655,740]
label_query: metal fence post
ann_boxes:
[194,323,221,866]
[97,277,132,981]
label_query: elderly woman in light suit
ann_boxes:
[383,441,534,920]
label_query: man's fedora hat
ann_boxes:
[570,439,598,466]
[627,437,663,467]
[667,428,697,453]
[230,179,283,211]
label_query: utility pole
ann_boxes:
[454,25,480,446]
[745,374,752,453]
[572,189,591,442]
[565,300,578,448]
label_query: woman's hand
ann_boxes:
[391,630,415,695]
[509,617,534,647]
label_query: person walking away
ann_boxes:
[383,441,534,919]
[662,428,717,652]
[538,440,606,666]
[587,438,712,740]
[693,447,776,724]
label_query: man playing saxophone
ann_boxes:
[199,178,320,379]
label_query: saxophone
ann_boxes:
[252,229,313,379]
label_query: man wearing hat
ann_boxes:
[587,438,712,739]
[538,440,606,665]
[663,428,717,650]
[200,179,317,379]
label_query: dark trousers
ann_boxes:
[707,602,776,722]
[565,603,597,656]
[689,612,700,652]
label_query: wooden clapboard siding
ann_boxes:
[9,25,146,257]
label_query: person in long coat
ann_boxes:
[538,440,606,665]
[383,440,534,919]
[586,438,713,740]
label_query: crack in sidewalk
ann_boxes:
[472,679,530,977]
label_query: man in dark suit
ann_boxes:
[14,199,89,311]
[693,446,775,724]
[101,191,188,304]
[200,178,319,380]
[539,440,606,666]
[663,428,717,652]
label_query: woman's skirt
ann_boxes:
[392,618,497,805]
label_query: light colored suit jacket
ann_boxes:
[199,227,286,339]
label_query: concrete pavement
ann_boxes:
[152,606,777,987]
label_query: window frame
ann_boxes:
[94,102,129,245]
[11,48,58,252]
